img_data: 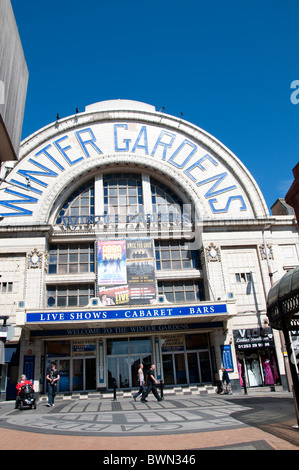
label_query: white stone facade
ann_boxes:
[0,100,297,398]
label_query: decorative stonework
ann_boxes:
[27,248,43,269]
[205,243,221,262]
[259,243,274,260]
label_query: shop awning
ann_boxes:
[267,265,299,330]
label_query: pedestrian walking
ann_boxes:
[220,366,232,395]
[141,364,163,402]
[46,362,60,406]
[133,363,146,401]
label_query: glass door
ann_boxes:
[162,353,188,385]
[198,351,212,383]
[174,353,187,384]
[107,357,118,388]
[130,355,152,387]
[187,353,200,383]
[107,337,152,389]
[59,360,70,391]
[162,354,175,385]
[72,358,83,391]
[85,358,96,390]
[72,357,96,391]
[119,357,130,388]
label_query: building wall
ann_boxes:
[0,0,28,161]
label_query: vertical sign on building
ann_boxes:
[220,344,234,372]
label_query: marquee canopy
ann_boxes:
[267,266,299,330]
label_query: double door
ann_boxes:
[162,350,212,385]
[72,357,96,391]
[107,354,151,389]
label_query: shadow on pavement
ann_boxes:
[228,396,299,448]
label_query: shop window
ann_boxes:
[47,284,95,308]
[48,243,94,274]
[158,280,204,303]
[155,240,200,271]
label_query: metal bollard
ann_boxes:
[113,380,117,401]
[160,380,164,399]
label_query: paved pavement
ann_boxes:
[0,391,299,451]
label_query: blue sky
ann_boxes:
[11,0,299,212]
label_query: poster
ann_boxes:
[72,340,96,357]
[97,239,156,305]
[97,240,127,285]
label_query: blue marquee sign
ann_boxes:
[26,303,227,324]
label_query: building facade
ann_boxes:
[0,0,28,164]
[0,100,297,399]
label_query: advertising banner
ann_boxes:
[97,239,156,305]
[97,240,127,285]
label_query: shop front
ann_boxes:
[233,327,280,388]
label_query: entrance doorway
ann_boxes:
[72,357,96,391]
[162,350,212,385]
[161,333,212,386]
[107,337,152,389]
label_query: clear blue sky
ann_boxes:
[11,0,299,212]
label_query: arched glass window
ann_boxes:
[55,181,94,225]
[103,173,143,217]
[55,173,190,226]
[150,178,183,217]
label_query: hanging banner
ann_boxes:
[97,239,156,305]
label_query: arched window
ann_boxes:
[151,179,183,217]
[55,181,94,225]
[54,173,189,226]
[103,173,143,217]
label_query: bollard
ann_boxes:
[160,380,164,399]
[113,380,117,401]
[242,371,248,395]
